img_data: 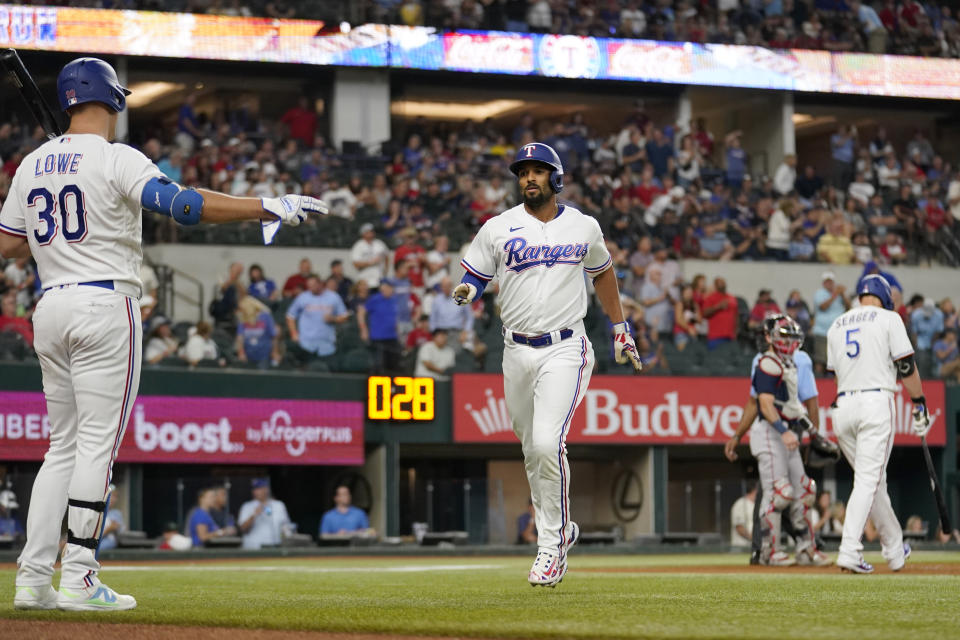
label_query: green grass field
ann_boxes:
[3,552,960,639]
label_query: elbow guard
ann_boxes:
[896,354,916,378]
[141,176,204,226]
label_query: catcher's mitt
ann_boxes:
[805,432,841,468]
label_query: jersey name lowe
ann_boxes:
[0,134,162,294]
[461,203,611,335]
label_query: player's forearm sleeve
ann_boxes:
[459,272,488,298]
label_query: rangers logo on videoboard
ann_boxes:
[539,35,601,79]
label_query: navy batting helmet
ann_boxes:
[57,58,131,114]
[858,274,894,310]
[509,142,564,193]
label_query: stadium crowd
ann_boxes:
[1,89,960,379]
[13,0,960,58]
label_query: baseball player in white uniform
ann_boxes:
[0,58,325,611]
[827,274,928,573]
[452,142,642,587]
[725,315,831,567]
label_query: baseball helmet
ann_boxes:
[763,313,803,359]
[509,142,564,193]
[57,58,131,113]
[858,274,894,310]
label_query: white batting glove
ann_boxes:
[911,396,930,438]
[612,322,643,373]
[260,195,328,245]
[452,283,476,306]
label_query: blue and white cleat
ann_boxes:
[838,556,874,574]
[57,583,137,611]
[14,585,58,610]
[890,542,911,572]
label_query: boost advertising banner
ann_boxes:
[0,392,364,465]
[453,374,946,446]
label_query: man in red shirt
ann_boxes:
[701,277,739,349]
[280,97,317,148]
[282,258,313,298]
[393,227,426,289]
[748,289,781,332]
[0,292,32,347]
[632,166,664,208]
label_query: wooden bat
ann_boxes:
[921,435,953,537]
[0,48,63,138]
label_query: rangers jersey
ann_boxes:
[0,134,162,294]
[460,203,612,335]
[826,306,914,393]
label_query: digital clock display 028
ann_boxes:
[367,376,435,421]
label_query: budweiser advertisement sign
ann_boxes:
[0,392,363,465]
[453,374,947,446]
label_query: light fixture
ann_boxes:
[391,99,525,120]
[125,82,186,109]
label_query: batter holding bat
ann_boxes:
[2,57,327,611]
[827,275,922,574]
[453,142,642,587]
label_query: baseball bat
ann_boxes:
[0,48,63,138]
[920,435,952,536]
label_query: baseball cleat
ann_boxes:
[889,542,911,572]
[57,583,137,611]
[528,550,566,587]
[796,548,833,567]
[14,585,58,610]
[765,551,797,567]
[564,521,580,555]
[838,556,874,574]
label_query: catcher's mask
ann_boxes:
[764,313,802,360]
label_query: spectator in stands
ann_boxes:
[0,487,23,541]
[286,275,349,368]
[849,0,888,53]
[425,235,452,291]
[209,486,235,530]
[279,96,316,148]
[645,127,674,179]
[794,165,823,203]
[516,498,537,544]
[724,130,747,191]
[394,227,427,289]
[180,321,222,367]
[701,277,739,349]
[282,258,313,298]
[415,328,456,380]
[175,93,203,152]
[405,314,433,354]
[789,226,816,261]
[748,289,781,332]
[766,199,793,260]
[430,277,475,352]
[319,485,374,537]
[188,487,237,547]
[672,283,701,351]
[942,298,959,331]
[0,291,32,347]
[879,232,908,265]
[238,478,291,550]
[4,256,34,310]
[144,316,179,365]
[247,264,278,306]
[97,484,125,552]
[322,177,359,220]
[785,290,812,335]
[210,262,244,331]
[358,279,401,374]
[811,271,850,372]
[641,266,673,340]
[773,153,797,196]
[934,329,960,381]
[911,298,944,350]
[236,296,277,369]
[351,224,391,289]
[324,259,352,302]
[817,216,855,264]
[346,279,371,314]
[628,236,655,299]
[730,481,757,548]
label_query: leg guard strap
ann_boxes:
[68,498,106,512]
[66,529,100,550]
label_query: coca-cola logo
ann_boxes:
[444,33,534,73]
[608,42,689,80]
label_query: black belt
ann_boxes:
[505,328,573,347]
[45,280,114,292]
[837,388,883,398]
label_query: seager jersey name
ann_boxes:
[0,134,163,294]
[461,203,611,335]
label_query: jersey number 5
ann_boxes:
[845,328,860,358]
[28,185,87,245]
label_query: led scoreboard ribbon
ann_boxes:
[367,376,435,421]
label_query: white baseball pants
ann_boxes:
[502,327,593,558]
[17,285,141,589]
[833,390,905,567]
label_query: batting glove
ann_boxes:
[911,396,930,438]
[260,195,328,245]
[612,322,643,373]
[452,283,477,306]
